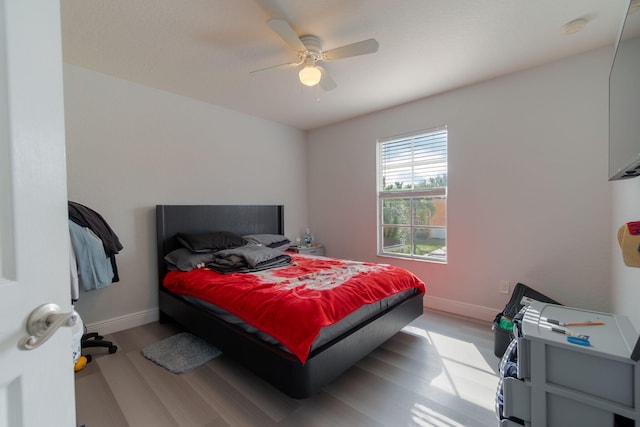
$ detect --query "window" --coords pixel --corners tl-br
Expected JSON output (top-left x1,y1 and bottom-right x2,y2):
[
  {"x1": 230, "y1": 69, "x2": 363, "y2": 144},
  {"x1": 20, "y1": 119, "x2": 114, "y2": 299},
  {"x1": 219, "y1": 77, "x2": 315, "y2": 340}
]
[{"x1": 377, "y1": 126, "x2": 447, "y2": 263}]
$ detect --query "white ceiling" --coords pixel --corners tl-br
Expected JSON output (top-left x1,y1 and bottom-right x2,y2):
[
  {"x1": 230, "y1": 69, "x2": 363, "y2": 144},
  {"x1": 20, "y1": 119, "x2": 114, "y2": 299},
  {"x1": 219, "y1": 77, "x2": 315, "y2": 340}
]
[{"x1": 60, "y1": 0, "x2": 628, "y2": 131}]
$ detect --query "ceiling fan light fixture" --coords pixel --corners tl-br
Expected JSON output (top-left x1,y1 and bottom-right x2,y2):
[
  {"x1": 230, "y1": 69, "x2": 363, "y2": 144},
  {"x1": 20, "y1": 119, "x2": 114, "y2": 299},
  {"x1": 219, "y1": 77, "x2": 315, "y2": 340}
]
[
  {"x1": 299, "y1": 66, "x2": 322, "y2": 87},
  {"x1": 259, "y1": 19, "x2": 378, "y2": 92}
]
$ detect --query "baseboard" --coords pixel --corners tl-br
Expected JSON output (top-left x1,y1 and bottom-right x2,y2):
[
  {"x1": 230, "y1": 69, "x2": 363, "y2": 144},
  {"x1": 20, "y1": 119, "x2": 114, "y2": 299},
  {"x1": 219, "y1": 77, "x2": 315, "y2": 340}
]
[
  {"x1": 84, "y1": 308, "x2": 159, "y2": 335},
  {"x1": 423, "y1": 295, "x2": 500, "y2": 322}
]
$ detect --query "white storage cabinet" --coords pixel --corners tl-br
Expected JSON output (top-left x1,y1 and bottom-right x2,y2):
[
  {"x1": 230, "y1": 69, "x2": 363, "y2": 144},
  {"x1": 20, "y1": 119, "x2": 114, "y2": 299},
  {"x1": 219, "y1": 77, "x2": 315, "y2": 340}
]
[{"x1": 501, "y1": 301, "x2": 639, "y2": 427}]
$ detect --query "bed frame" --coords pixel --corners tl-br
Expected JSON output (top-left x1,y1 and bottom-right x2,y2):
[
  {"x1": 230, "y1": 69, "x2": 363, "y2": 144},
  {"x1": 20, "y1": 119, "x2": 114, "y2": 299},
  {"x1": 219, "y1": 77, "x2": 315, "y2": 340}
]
[{"x1": 156, "y1": 204, "x2": 424, "y2": 398}]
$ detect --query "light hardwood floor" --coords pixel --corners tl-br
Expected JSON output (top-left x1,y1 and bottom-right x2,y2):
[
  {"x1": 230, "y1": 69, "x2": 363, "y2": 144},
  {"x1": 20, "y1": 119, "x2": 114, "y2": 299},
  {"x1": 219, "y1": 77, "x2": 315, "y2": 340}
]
[{"x1": 75, "y1": 310, "x2": 501, "y2": 427}]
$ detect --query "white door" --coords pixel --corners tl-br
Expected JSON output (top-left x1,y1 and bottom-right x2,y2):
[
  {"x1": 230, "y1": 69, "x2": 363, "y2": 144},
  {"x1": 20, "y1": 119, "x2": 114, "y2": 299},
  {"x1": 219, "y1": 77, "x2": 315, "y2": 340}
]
[{"x1": 0, "y1": 0, "x2": 76, "y2": 426}]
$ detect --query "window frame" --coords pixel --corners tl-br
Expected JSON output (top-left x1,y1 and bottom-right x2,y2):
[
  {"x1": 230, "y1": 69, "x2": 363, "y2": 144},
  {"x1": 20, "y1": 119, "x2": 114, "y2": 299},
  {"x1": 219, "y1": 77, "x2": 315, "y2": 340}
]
[{"x1": 376, "y1": 126, "x2": 448, "y2": 263}]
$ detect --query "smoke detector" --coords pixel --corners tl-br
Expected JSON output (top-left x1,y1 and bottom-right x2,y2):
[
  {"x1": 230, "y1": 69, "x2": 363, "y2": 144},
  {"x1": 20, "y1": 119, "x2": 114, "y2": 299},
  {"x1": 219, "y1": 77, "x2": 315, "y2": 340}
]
[{"x1": 563, "y1": 18, "x2": 588, "y2": 35}]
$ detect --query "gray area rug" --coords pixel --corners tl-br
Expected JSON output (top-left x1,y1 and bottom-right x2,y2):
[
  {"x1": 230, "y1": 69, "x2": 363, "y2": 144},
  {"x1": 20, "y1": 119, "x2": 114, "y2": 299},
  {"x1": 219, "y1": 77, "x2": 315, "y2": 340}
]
[{"x1": 141, "y1": 332, "x2": 222, "y2": 374}]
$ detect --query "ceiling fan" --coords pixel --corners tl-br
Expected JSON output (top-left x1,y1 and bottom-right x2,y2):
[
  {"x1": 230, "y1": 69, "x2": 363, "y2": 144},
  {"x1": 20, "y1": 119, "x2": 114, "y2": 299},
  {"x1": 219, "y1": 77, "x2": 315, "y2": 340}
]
[{"x1": 251, "y1": 18, "x2": 379, "y2": 91}]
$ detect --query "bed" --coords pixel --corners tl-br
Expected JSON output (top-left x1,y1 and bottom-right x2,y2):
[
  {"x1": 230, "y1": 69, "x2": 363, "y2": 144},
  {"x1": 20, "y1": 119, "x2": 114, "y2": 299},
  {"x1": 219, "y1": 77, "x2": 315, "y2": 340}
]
[{"x1": 156, "y1": 204, "x2": 425, "y2": 398}]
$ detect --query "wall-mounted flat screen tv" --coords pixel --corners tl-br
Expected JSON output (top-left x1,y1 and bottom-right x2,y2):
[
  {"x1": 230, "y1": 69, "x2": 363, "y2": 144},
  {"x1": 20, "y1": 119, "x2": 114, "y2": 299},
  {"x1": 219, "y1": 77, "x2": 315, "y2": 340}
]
[{"x1": 609, "y1": 0, "x2": 640, "y2": 180}]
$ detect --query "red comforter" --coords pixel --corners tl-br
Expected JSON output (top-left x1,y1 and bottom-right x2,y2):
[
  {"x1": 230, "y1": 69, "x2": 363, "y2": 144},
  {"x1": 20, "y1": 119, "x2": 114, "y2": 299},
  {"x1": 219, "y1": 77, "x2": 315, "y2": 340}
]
[{"x1": 163, "y1": 254, "x2": 425, "y2": 363}]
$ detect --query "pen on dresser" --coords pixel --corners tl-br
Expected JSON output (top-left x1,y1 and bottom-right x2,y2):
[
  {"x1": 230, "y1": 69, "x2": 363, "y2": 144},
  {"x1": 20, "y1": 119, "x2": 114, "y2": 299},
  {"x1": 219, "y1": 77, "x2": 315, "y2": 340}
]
[{"x1": 546, "y1": 319, "x2": 604, "y2": 327}]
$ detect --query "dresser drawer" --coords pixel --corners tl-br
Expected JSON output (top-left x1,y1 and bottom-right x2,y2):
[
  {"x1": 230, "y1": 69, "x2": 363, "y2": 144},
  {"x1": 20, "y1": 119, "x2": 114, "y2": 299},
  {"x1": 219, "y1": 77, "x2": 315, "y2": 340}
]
[
  {"x1": 291, "y1": 245, "x2": 325, "y2": 256},
  {"x1": 503, "y1": 377, "x2": 531, "y2": 422}
]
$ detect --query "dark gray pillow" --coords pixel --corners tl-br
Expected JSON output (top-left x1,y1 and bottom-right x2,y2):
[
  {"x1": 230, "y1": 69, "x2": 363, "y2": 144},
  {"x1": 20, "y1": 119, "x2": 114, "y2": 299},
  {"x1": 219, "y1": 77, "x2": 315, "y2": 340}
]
[
  {"x1": 176, "y1": 231, "x2": 246, "y2": 253},
  {"x1": 164, "y1": 248, "x2": 215, "y2": 271},
  {"x1": 243, "y1": 234, "x2": 291, "y2": 250}
]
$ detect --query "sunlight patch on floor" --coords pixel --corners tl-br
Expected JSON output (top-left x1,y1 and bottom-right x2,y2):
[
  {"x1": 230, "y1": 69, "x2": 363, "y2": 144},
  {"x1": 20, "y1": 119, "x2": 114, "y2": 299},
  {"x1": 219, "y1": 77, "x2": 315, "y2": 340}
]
[
  {"x1": 403, "y1": 323, "x2": 499, "y2": 415},
  {"x1": 428, "y1": 332, "x2": 494, "y2": 374},
  {"x1": 438, "y1": 359, "x2": 498, "y2": 408},
  {"x1": 403, "y1": 324, "x2": 434, "y2": 344},
  {"x1": 429, "y1": 332, "x2": 498, "y2": 410},
  {"x1": 410, "y1": 402, "x2": 466, "y2": 427}
]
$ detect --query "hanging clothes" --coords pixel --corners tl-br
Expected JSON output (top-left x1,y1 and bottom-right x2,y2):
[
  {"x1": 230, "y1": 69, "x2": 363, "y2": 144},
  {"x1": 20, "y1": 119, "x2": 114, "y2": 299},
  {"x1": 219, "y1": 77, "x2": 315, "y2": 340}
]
[
  {"x1": 69, "y1": 233, "x2": 80, "y2": 301},
  {"x1": 69, "y1": 220, "x2": 115, "y2": 291},
  {"x1": 68, "y1": 201, "x2": 123, "y2": 283}
]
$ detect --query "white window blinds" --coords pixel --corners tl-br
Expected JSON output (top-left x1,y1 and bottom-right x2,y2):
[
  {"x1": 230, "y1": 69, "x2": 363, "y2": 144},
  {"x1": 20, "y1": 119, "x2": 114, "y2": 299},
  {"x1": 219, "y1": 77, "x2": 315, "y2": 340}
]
[
  {"x1": 377, "y1": 126, "x2": 447, "y2": 262},
  {"x1": 378, "y1": 127, "x2": 447, "y2": 195}
]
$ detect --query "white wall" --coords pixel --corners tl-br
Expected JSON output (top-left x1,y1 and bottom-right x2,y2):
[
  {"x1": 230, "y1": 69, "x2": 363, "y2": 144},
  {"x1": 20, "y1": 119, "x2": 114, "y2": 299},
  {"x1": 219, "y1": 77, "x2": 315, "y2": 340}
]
[
  {"x1": 64, "y1": 64, "x2": 308, "y2": 331},
  {"x1": 65, "y1": 46, "x2": 639, "y2": 332},
  {"x1": 307, "y1": 48, "x2": 613, "y2": 320},
  {"x1": 612, "y1": 179, "x2": 640, "y2": 331}
]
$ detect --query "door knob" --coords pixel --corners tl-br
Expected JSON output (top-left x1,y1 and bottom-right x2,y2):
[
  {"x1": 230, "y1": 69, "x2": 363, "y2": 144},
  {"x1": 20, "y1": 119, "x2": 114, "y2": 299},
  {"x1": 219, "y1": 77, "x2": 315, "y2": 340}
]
[{"x1": 20, "y1": 303, "x2": 78, "y2": 350}]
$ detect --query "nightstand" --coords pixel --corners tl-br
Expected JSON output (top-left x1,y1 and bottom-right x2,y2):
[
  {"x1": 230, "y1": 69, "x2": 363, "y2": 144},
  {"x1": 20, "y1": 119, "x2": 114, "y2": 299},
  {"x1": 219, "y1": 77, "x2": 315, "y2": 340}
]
[{"x1": 290, "y1": 244, "x2": 325, "y2": 256}]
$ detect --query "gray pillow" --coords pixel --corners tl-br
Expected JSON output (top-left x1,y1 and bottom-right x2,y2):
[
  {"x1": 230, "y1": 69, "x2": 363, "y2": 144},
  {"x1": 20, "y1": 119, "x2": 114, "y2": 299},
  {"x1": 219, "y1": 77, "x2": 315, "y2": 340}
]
[
  {"x1": 164, "y1": 248, "x2": 215, "y2": 271},
  {"x1": 176, "y1": 231, "x2": 246, "y2": 253},
  {"x1": 243, "y1": 234, "x2": 291, "y2": 250}
]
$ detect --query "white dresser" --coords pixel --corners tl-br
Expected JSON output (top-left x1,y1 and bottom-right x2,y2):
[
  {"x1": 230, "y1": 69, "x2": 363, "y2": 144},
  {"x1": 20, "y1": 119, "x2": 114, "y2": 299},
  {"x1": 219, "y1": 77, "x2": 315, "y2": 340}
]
[{"x1": 501, "y1": 301, "x2": 639, "y2": 427}]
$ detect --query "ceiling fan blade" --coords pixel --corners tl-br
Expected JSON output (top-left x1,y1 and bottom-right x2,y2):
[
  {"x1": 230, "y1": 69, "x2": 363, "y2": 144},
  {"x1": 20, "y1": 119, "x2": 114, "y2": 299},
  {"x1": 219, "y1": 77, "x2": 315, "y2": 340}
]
[
  {"x1": 267, "y1": 18, "x2": 306, "y2": 52},
  {"x1": 323, "y1": 38, "x2": 379, "y2": 61},
  {"x1": 250, "y1": 60, "x2": 301, "y2": 74},
  {"x1": 318, "y1": 66, "x2": 337, "y2": 91}
]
